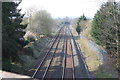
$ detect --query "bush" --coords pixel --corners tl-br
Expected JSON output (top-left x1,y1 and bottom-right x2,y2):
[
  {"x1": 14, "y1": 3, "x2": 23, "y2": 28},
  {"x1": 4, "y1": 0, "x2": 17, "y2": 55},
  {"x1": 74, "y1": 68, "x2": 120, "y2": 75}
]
[{"x1": 26, "y1": 35, "x2": 36, "y2": 42}]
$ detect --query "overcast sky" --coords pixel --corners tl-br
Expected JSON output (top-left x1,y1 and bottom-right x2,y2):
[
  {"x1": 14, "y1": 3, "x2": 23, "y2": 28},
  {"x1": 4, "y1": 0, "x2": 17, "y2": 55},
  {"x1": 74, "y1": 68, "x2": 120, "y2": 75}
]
[{"x1": 18, "y1": 0, "x2": 108, "y2": 18}]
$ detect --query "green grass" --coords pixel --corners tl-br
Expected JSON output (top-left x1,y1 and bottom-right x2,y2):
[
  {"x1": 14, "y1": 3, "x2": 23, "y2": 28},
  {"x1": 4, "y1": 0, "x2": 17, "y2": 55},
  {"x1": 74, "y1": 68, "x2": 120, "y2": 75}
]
[
  {"x1": 3, "y1": 37, "x2": 52, "y2": 75},
  {"x1": 93, "y1": 66, "x2": 112, "y2": 78},
  {"x1": 11, "y1": 63, "x2": 25, "y2": 74}
]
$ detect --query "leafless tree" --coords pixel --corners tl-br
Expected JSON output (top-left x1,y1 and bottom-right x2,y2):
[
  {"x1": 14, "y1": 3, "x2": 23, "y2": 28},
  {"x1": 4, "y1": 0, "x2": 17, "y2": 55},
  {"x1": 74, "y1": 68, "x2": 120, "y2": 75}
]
[{"x1": 26, "y1": 10, "x2": 55, "y2": 38}]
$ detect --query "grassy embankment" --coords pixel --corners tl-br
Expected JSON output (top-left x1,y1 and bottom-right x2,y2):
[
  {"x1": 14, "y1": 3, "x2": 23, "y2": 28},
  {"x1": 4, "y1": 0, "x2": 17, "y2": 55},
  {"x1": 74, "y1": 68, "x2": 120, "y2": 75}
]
[
  {"x1": 10, "y1": 37, "x2": 51, "y2": 74},
  {"x1": 70, "y1": 20, "x2": 113, "y2": 78},
  {"x1": 10, "y1": 17, "x2": 60, "y2": 74}
]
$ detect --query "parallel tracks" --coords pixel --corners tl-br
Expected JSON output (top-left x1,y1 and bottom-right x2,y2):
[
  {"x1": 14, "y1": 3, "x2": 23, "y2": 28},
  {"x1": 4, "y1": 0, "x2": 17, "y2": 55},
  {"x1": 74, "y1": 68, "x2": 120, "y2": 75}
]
[
  {"x1": 42, "y1": 27, "x2": 63, "y2": 79},
  {"x1": 31, "y1": 25, "x2": 90, "y2": 79},
  {"x1": 62, "y1": 27, "x2": 75, "y2": 79},
  {"x1": 32, "y1": 27, "x2": 63, "y2": 78}
]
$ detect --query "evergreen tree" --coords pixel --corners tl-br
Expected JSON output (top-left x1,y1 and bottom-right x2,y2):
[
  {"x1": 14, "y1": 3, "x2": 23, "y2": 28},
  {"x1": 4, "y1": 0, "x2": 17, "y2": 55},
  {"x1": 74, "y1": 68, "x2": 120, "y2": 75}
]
[
  {"x1": 76, "y1": 14, "x2": 87, "y2": 35},
  {"x1": 81, "y1": 14, "x2": 87, "y2": 20},
  {"x1": 91, "y1": 2, "x2": 120, "y2": 72},
  {"x1": 2, "y1": 2, "x2": 28, "y2": 71},
  {"x1": 76, "y1": 21, "x2": 81, "y2": 35}
]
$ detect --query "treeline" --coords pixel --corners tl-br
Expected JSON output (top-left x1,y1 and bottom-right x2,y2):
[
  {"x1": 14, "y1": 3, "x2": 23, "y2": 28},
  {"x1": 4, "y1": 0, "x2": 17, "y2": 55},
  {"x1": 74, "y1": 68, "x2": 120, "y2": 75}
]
[
  {"x1": 2, "y1": 1, "x2": 28, "y2": 71},
  {"x1": 91, "y1": 2, "x2": 120, "y2": 72},
  {"x1": 2, "y1": 1, "x2": 55, "y2": 73}
]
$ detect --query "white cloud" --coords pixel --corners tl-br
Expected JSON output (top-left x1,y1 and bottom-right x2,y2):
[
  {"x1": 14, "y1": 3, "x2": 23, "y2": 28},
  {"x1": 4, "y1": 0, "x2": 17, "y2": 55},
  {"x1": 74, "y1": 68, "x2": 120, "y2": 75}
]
[{"x1": 18, "y1": 0, "x2": 107, "y2": 18}]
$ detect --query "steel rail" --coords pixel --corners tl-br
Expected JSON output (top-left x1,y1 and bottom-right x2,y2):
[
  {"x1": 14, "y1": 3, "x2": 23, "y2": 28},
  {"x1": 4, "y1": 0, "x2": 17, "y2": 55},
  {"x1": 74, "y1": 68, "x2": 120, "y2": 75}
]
[
  {"x1": 68, "y1": 28, "x2": 75, "y2": 80},
  {"x1": 42, "y1": 26, "x2": 64, "y2": 80},
  {"x1": 68, "y1": 26, "x2": 91, "y2": 78},
  {"x1": 32, "y1": 27, "x2": 63, "y2": 78},
  {"x1": 62, "y1": 26, "x2": 67, "y2": 80}
]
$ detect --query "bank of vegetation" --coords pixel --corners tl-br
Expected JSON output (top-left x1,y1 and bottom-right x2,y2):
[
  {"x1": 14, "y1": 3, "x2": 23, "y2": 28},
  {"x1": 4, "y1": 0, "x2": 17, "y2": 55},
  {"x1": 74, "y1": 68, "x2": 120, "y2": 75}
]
[
  {"x1": 73, "y1": 1, "x2": 120, "y2": 78},
  {"x1": 2, "y1": 1, "x2": 56, "y2": 74},
  {"x1": 91, "y1": 1, "x2": 120, "y2": 73}
]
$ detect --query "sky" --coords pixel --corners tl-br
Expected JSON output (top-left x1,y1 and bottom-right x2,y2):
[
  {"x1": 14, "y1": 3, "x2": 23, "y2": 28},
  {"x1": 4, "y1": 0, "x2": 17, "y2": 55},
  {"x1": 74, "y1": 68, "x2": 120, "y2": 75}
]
[{"x1": 18, "y1": 0, "x2": 108, "y2": 18}]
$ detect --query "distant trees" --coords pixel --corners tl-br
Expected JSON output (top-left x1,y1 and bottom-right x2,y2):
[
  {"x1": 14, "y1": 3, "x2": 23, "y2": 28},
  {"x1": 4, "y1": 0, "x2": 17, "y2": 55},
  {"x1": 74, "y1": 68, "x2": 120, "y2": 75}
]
[
  {"x1": 79, "y1": 14, "x2": 87, "y2": 21},
  {"x1": 91, "y1": 2, "x2": 120, "y2": 71},
  {"x1": 76, "y1": 21, "x2": 81, "y2": 35},
  {"x1": 26, "y1": 10, "x2": 55, "y2": 38},
  {"x1": 76, "y1": 14, "x2": 87, "y2": 35},
  {"x1": 2, "y1": 2, "x2": 28, "y2": 71}
]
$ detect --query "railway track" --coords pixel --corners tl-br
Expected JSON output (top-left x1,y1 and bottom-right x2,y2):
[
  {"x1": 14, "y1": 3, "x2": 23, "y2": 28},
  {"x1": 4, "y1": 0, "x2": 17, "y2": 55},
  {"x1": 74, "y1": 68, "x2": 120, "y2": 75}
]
[
  {"x1": 30, "y1": 25, "x2": 91, "y2": 79},
  {"x1": 62, "y1": 26, "x2": 75, "y2": 79}
]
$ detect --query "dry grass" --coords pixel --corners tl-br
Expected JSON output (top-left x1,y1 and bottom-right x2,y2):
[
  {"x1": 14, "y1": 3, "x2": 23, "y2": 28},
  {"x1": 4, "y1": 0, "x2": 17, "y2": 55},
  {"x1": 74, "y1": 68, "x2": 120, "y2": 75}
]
[
  {"x1": 77, "y1": 20, "x2": 102, "y2": 72},
  {"x1": 70, "y1": 20, "x2": 113, "y2": 78},
  {"x1": 77, "y1": 39, "x2": 102, "y2": 72},
  {"x1": 77, "y1": 39, "x2": 112, "y2": 78}
]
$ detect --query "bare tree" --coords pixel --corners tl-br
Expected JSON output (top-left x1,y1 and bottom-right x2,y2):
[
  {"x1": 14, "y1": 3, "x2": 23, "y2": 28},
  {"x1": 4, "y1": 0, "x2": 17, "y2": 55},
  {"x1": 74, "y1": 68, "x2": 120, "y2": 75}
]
[
  {"x1": 25, "y1": 6, "x2": 38, "y2": 18},
  {"x1": 26, "y1": 10, "x2": 55, "y2": 38}
]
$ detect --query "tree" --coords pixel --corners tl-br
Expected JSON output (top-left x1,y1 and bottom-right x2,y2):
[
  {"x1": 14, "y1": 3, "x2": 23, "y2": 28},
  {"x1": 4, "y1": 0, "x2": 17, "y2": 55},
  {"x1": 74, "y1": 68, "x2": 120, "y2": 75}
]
[
  {"x1": 76, "y1": 14, "x2": 87, "y2": 35},
  {"x1": 25, "y1": 6, "x2": 38, "y2": 18},
  {"x1": 2, "y1": 1, "x2": 28, "y2": 71},
  {"x1": 76, "y1": 21, "x2": 81, "y2": 35},
  {"x1": 25, "y1": 6, "x2": 39, "y2": 25},
  {"x1": 26, "y1": 10, "x2": 55, "y2": 37},
  {"x1": 91, "y1": 2, "x2": 120, "y2": 72},
  {"x1": 78, "y1": 14, "x2": 87, "y2": 22}
]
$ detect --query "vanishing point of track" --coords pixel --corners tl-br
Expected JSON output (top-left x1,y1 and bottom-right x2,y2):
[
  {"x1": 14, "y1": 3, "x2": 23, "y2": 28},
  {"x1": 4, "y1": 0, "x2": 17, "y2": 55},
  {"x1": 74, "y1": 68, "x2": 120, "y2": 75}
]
[{"x1": 30, "y1": 25, "x2": 91, "y2": 79}]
